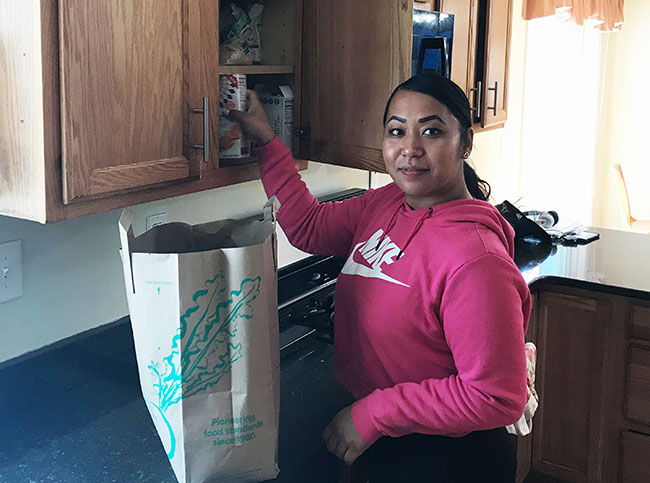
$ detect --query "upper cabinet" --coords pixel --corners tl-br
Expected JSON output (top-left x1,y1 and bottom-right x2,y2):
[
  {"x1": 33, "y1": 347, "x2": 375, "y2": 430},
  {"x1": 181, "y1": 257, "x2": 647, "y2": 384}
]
[
  {"x1": 0, "y1": 0, "x2": 512, "y2": 222},
  {"x1": 442, "y1": 0, "x2": 512, "y2": 130},
  {"x1": 1, "y1": 0, "x2": 300, "y2": 223},
  {"x1": 298, "y1": 0, "x2": 514, "y2": 173},
  {"x1": 299, "y1": 0, "x2": 411, "y2": 173},
  {"x1": 58, "y1": 0, "x2": 218, "y2": 204}
]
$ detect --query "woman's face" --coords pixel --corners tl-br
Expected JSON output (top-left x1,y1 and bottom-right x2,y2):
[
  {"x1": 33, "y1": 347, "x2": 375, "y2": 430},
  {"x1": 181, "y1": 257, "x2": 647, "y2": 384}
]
[{"x1": 382, "y1": 90, "x2": 472, "y2": 210}]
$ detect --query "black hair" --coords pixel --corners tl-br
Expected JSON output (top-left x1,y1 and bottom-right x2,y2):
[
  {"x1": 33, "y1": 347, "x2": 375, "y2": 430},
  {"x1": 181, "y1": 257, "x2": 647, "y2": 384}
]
[{"x1": 383, "y1": 73, "x2": 491, "y2": 201}]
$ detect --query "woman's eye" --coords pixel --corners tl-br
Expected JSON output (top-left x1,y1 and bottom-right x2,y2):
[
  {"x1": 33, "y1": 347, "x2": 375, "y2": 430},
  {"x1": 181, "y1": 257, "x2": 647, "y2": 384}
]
[
  {"x1": 387, "y1": 128, "x2": 404, "y2": 136},
  {"x1": 423, "y1": 127, "x2": 442, "y2": 136}
]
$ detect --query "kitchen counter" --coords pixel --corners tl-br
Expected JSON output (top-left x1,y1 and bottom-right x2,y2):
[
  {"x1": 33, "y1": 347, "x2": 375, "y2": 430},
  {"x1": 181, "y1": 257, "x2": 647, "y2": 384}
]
[
  {"x1": 2, "y1": 227, "x2": 648, "y2": 482},
  {"x1": 0, "y1": 321, "x2": 351, "y2": 483},
  {"x1": 516, "y1": 227, "x2": 650, "y2": 300},
  {"x1": 513, "y1": 228, "x2": 650, "y2": 482}
]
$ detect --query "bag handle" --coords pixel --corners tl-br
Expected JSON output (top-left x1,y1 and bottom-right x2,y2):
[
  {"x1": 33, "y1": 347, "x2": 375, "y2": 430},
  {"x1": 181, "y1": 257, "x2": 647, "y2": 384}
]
[
  {"x1": 263, "y1": 196, "x2": 280, "y2": 224},
  {"x1": 263, "y1": 197, "x2": 281, "y2": 272},
  {"x1": 118, "y1": 209, "x2": 137, "y2": 294}
]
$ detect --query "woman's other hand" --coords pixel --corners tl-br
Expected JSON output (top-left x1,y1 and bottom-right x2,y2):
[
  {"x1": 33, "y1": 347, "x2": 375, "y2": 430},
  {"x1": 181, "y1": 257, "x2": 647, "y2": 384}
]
[
  {"x1": 227, "y1": 90, "x2": 276, "y2": 147},
  {"x1": 322, "y1": 405, "x2": 371, "y2": 465}
]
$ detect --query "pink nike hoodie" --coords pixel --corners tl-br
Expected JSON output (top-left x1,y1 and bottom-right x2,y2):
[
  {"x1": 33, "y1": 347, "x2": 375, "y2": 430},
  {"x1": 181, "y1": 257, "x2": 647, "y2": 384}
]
[{"x1": 255, "y1": 137, "x2": 530, "y2": 445}]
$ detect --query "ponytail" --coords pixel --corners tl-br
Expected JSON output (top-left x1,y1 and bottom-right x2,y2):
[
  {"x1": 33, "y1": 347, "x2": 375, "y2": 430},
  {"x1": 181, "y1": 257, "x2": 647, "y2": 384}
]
[{"x1": 463, "y1": 161, "x2": 491, "y2": 201}]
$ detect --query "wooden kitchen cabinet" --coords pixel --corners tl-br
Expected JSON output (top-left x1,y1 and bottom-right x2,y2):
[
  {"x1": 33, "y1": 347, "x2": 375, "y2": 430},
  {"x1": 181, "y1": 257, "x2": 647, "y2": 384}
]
[
  {"x1": 2, "y1": 0, "x2": 513, "y2": 222},
  {"x1": 0, "y1": 0, "x2": 301, "y2": 223},
  {"x1": 531, "y1": 289, "x2": 615, "y2": 482},
  {"x1": 441, "y1": 0, "x2": 512, "y2": 130},
  {"x1": 298, "y1": 0, "x2": 412, "y2": 172},
  {"x1": 57, "y1": 0, "x2": 218, "y2": 204},
  {"x1": 516, "y1": 286, "x2": 650, "y2": 482},
  {"x1": 621, "y1": 431, "x2": 650, "y2": 483},
  {"x1": 297, "y1": 0, "x2": 514, "y2": 174}
]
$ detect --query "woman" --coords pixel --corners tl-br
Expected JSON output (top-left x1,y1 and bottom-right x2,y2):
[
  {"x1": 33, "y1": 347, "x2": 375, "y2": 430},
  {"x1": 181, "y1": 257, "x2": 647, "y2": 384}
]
[{"x1": 229, "y1": 74, "x2": 530, "y2": 482}]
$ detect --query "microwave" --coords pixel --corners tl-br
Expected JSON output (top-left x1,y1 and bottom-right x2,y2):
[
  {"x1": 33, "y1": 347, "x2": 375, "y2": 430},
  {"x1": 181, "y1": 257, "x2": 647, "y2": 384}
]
[{"x1": 412, "y1": 11, "x2": 454, "y2": 79}]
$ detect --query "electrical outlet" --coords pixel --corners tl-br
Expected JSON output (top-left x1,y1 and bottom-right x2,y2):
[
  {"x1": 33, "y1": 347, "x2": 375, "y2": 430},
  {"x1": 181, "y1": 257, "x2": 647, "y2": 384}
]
[
  {"x1": 0, "y1": 240, "x2": 23, "y2": 304},
  {"x1": 146, "y1": 212, "x2": 168, "y2": 231}
]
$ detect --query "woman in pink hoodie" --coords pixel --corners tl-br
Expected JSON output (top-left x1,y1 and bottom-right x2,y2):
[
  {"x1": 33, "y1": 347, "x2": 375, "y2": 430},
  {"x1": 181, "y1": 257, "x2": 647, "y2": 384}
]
[{"x1": 229, "y1": 74, "x2": 530, "y2": 483}]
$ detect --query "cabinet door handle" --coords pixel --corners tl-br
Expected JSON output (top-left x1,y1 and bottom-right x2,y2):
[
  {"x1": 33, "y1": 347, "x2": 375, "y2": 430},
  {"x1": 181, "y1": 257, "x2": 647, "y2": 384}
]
[
  {"x1": 192, "y1": 97, "x2": 210, "y2": 162},
  {"x1": 470, "y1": 81, "x2": 482, "y2": 122},
  {"x1": 487, "y1": 81, "x2": 498, "y2": 116}
]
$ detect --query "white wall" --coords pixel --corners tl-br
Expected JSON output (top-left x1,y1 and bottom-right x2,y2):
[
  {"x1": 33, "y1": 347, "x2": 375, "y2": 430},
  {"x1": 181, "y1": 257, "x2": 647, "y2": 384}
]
[
  {"x1": 593, "y1": 0, "x2": 650, "y2": 230},
  {"x1": 0, "y1": 163, "x2": 368, "y2": 364}
]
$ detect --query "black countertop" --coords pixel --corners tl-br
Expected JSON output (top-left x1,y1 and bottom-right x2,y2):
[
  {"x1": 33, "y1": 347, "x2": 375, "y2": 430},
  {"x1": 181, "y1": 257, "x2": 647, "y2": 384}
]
[
  {"x1": 2, "y1": 228, "x2": 648, "y2": 482},
  {"x1": 0, "y1": 320, "x2": 353, "y2": 483},
  {"x1": 516, "y1": 227, "x2": 650, "y2": 300}
]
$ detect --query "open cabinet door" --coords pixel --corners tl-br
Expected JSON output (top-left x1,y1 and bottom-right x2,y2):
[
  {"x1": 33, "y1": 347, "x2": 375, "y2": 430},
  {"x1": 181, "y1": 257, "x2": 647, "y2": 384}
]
[
  {"x1": 481, "y1": 0, "x2": 511, "y2": 128},
  {"x1": 59, "y1": 0, "x2": 219, "y2": 204},
  {"x1": 299, "y1": 0, "x2": 412, "y2": 173}
]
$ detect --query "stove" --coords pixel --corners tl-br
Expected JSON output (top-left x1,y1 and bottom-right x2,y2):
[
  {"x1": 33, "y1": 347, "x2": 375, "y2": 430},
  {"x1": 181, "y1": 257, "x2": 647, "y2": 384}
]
[
  {"x1": 273, "y1": 188, "x2": 364, "y2": 358},
  {"x1": 278, "y1": 254, "x2": 344, "y2": 354}
]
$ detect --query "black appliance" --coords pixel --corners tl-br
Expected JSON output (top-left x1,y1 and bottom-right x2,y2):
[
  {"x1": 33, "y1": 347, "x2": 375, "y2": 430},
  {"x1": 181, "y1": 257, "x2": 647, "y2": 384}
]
[
  {"x1": 412, "y1": 10, "x2": 455, "y2": 78},
  {"x1": 496, "y1": 200, "x2": 552, "y2": 245}
]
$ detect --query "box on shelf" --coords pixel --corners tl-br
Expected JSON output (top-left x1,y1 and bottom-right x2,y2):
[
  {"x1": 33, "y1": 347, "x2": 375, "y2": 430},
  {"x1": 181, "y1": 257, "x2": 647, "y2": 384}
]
[
  {"x1": 218, "y1": 74, "x2": 250, "y2": 159},
  {"x1": 257, "y1": 86, "x2": 294, "y2": 151}
]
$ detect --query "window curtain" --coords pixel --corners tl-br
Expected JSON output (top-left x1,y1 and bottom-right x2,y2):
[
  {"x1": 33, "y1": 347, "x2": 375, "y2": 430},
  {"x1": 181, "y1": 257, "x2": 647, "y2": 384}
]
[
  {"x1": 523, "y1": 0, "x2": 624, "y2": 31},
  {"x1": 518, "y1": 16, "x2": 603, "y2": 228}
]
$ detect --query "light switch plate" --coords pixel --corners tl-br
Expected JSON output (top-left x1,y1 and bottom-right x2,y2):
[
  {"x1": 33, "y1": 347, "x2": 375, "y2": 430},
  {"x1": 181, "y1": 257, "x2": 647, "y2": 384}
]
[{"x1": 0, "y1": 240, "x2": 23, "y2": 303}]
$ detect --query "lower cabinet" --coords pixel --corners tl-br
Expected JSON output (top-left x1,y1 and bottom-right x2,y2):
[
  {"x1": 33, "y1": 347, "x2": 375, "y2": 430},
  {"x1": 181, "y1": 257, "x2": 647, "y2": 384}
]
[
  {"x1": 516, "y1": 286, "x2": 650, "y2": 482},
  {"x1": 621, "y1": 431, "x2": 650, "y2": 482}
]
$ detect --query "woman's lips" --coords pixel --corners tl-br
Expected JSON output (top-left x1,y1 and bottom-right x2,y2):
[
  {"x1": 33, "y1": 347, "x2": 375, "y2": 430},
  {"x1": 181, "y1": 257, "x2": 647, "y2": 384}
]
[{"x1": 398, "y1": 167, "x2": 429, "y2": 177}]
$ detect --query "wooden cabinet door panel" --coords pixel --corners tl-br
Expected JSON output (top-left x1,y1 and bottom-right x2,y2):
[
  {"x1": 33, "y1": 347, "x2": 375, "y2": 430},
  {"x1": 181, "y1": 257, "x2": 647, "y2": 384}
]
[
  {"x1": 630, "y1": 304, "x2": 650, "y2": 341},
  {"x1": 300, "y1": 0, "x2": 412, "y2": 172},
  {"x1": 533, "y1": 292, "x2": 610, "y2": 482},
  {"x1": 59, "y1": 0, "x2": 218, "y2": 204},
  {"x1": 440, "y1": 0, "x2": 477, "y2": 96},
  {"x1": 621, "y1": 431, "x2": 650, "y2": 483},
  {"x1": 481, "y1": 0, "x2": 510, "y2": 128},
  {"x1": 626, "y1": 346, "x2": 650, "y2": 425}
]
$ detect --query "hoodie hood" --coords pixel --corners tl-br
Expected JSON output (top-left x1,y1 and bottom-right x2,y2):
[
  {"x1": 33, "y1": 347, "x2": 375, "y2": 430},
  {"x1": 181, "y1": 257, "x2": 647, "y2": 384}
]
[{"x1": 380, "y1": 197, "x2": 516, "y2": 259}]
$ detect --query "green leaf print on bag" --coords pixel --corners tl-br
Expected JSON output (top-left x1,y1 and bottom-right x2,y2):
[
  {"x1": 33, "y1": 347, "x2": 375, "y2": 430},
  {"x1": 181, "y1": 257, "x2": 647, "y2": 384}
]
[{"x1": 147, "y1": 275, "x2": 262, "y2": 459}]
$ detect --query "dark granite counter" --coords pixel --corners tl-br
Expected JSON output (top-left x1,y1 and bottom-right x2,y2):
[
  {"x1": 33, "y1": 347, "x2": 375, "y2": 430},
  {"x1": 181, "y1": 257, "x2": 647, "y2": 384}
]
[
  {"x1": 0, "y1": 321, "x2": 351, "y2": 483},
  {"x1": 516, "y1": 227, "x2": 650, "y2": 300}
]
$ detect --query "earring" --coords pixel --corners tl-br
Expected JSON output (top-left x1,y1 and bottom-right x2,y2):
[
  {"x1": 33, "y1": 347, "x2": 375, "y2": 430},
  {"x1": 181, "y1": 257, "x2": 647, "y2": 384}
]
[{"x1": 463, "y1": 152, "x2": 469, "y2": 159}]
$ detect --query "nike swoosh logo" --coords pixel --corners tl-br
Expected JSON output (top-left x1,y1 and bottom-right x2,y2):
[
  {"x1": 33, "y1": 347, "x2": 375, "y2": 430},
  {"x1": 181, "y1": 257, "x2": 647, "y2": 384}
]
[{"x1": 341, "y1": 241, "x2": 410, "y2": 288}]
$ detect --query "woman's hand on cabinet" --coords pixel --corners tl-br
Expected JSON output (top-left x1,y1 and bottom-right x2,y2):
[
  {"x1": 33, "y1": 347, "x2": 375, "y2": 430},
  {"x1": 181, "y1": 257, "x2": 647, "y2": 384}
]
[{"x1": 227, "y1": 90, "x2": 276, "y2": 147}]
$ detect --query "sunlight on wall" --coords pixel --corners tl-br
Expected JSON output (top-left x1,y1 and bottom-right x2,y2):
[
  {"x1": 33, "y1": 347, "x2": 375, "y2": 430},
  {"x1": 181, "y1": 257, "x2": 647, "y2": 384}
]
[{"x1": 594, "y1": 0, "x2": 650, "y2": 230}]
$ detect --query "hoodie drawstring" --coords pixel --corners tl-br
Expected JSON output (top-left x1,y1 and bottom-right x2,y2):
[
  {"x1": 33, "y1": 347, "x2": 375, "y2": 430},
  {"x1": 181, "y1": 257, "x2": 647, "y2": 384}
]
[
  {"x1": 375, "y1": 203, "x2": 403, "y2": 251},
  {"x1": 396, "y1": 207, "x2": 433, "y2": 260}
]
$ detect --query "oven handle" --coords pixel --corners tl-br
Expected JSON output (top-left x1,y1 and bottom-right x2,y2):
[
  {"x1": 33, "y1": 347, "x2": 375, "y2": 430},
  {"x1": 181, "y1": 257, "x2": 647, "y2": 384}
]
[{"x1": 278, "y1": 278, "x2": 337, "y2": 310}]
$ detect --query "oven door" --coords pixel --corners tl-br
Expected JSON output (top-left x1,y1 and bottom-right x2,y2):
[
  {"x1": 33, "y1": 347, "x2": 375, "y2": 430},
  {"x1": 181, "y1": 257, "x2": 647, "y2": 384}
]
[{"x1": 276, "y1": 332, "x2": 354, "y2": 482}]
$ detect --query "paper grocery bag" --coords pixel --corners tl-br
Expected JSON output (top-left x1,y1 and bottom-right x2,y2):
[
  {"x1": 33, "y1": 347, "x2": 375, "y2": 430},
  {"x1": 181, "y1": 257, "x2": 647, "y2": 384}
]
[{"x1": 118, "y1": 200, "x2": 280, "y2": 483}]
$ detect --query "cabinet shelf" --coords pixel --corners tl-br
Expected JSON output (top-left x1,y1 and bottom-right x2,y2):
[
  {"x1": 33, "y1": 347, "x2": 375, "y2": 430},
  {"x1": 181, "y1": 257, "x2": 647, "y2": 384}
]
[{"x1": 218, "y1": 65, "x2": 294, "y2": 75}]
